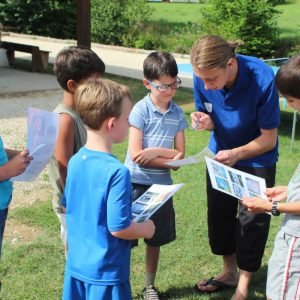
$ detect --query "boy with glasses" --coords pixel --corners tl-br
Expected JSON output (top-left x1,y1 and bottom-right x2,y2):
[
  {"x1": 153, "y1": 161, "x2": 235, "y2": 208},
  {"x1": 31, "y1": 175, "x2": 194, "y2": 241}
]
[{"x1": 125, "y1": 51, "x2": 188, "y2": 300}]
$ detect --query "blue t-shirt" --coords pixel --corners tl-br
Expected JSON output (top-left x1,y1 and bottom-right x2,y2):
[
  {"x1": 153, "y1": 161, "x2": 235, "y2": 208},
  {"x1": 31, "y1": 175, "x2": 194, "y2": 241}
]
[
  {"x1": 0, "y1": 136, "x2": 13, "y2": 210},
  {"x1": 63, "y1": 147, "x2": 132, "y2": 285},
  {"x1": 193, "y1": 54, "x2": 280, "y2": 167},
  {"x1": 124, "y1": 94, "x2": 189, "y2": 185}
]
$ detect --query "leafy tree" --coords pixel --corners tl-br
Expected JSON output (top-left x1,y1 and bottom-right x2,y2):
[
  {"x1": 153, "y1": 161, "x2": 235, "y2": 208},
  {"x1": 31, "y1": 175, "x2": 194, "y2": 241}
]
[
  {"x1": 91, "y1": 0, "x2": 153, "y2": 47},
  {"x1": 200, "y1": 0, "x2": 280, "y2": 58},
  {"x1": 0, "y1": 0, "x2": 76, "y2": 39}
]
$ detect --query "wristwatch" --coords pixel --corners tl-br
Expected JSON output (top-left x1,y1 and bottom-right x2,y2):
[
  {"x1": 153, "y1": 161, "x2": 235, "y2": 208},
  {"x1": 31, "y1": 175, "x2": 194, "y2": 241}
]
[{"x1": 271, "y1": 201, "x2": 280, "y2": 216}]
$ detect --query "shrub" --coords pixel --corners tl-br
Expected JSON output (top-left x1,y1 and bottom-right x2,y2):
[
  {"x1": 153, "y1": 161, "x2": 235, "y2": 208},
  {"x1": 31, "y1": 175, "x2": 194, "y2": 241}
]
[
  {"x1": 200, "y1": 0, "x2": 280, "y2": 58},
  {"x1": 91, "y1": 0, "x2": 153, "y2": 47},
  {"x1": 0, "y1": 0, "x2": 76, "y2": 39}
]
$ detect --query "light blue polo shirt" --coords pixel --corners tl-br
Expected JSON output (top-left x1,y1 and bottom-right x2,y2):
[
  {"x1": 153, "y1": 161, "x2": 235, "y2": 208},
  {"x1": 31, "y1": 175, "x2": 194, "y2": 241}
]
[
  {"x1": 124, "y1": 94, "x2": 188, "y2": 185},
  {"x1": 0, "y1": 136, "x2": 13, "y2": 210},
  {"x1": 193, "y1": 54, "x2": 280, "y2": 167}
]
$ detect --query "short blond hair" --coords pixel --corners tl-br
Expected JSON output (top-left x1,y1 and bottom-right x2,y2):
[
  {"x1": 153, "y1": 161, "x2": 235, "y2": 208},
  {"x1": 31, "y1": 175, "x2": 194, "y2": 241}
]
[
  {"x1": 74, "y1": 78, "x2": 131, "y2": 130},
  {"x1": 190, "y1": 35, "x2": 237, "y2": 70}
]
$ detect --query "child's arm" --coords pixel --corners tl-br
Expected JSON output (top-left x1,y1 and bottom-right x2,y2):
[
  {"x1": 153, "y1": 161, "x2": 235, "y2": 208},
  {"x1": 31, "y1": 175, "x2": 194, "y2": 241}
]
[
  {"x1": 111, "y1": 219, "x2": 155, "y2": 240},
  {"x1": 55, "y1": 114, "x2": 75, "y2": 189},
  {"x1": 243, "y1": 195, "x2": 300, "y2": 215},
  {"x1": 129, "y1": 127, "x2": 184, "y2": 169},
  {"x1": 0, "y1": 149, "x2": 33, "y2": 180}
]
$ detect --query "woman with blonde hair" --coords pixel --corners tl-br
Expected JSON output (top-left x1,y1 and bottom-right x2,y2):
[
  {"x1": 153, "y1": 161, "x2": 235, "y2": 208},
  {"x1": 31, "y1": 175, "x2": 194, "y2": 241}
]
[{"x1": 191, "y1": 35, "x2": 280, "y2": 300}]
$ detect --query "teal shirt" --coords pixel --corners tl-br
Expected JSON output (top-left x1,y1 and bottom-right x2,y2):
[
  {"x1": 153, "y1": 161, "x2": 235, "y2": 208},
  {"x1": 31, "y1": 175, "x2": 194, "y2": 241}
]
[{"x1": 0, "y1": 137, "x2": 13, "y2": 210}]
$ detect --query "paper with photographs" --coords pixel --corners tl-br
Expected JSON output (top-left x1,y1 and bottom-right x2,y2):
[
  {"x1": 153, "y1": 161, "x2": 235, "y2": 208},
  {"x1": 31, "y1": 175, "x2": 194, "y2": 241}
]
[
  {"x1": 132, "y1": 183, "x2": 184, "y2": 223},
  {"x1": 12, "y1": 107, "x2": 59, "y2": 182},
  {"x1": 164, "y1": 146, "x2": 215, "y2": 167},
  {"x1": 205, "y1": 157, "x2": 267, "y2": 201}
]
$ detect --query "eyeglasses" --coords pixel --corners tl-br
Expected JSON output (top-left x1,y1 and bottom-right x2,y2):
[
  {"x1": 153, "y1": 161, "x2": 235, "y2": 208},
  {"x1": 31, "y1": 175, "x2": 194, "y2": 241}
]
[{"x1": 147, "y1": 77, "x2": 181, "y2": 92}]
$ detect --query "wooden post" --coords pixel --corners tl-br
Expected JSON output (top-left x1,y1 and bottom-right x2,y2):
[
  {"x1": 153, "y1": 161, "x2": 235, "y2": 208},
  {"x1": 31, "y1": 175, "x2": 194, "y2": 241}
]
[{"x1": 77, "y1": 0, "x2": 91, "y2": 48}]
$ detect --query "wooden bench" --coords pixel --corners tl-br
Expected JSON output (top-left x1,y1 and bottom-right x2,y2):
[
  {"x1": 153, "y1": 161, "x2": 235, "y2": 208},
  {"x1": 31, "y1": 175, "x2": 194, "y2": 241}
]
[{"x1": 0, "y1": 41, "x2": 50, "y2": 72}]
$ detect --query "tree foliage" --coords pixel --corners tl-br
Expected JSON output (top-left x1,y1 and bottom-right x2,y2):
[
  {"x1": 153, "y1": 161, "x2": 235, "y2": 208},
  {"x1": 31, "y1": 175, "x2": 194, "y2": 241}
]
[
  {"x1": 0, "y1": 0, "x2": 76, "y2": 39},
  {"x1": 91, "y1": 0, "x2": 153, "y2": 47},
  {"x1": 200, "y1": 0, "x2": 280, "y2": 58}
]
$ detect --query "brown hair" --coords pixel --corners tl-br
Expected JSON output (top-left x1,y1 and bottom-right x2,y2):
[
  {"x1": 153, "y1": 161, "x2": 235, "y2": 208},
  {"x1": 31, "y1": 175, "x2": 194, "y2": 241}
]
[
  {"x1": 275, "y1": 54, "x2": 300, "y2": 99},
  {"x1": 54, "y1": 46, "x2": 105, "y2": 92},
  {"x1": 190, "y1": 35, "x2": 237, "y2": 70},
  {"x1": 74, "y1": 78, "x2": 131, "y2": 130}
]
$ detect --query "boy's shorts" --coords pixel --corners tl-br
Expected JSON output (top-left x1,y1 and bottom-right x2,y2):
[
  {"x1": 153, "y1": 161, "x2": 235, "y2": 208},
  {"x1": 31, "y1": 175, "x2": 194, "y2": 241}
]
[
  {"x1": 266, "y1": 229, "x2": 300, "y2": 300},
  {"x1": 62, "y1": 271, "x2": 131, "y2": 300},
  {"x1": 131, "y1": 183, "x2": 176, "y2": 248}
]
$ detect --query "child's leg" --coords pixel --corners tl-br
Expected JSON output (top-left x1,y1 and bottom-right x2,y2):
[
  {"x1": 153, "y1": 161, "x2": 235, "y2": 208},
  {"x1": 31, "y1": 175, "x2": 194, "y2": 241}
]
[
  {"x1": 145, "y1": 245, "x2": 160, "y2": 286},
  {"x1": 0, "y1": 208, "x2": 8, "y2": 262},
  {"x1": 266, "y1": 229, "x2": 300, "y2": 300}
]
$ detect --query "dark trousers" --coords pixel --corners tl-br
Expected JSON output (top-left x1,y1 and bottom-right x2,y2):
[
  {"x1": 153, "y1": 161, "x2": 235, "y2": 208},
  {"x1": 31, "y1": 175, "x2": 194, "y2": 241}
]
[{"x1": 206, "y1": 164, "x2": 276, "y2": 272}]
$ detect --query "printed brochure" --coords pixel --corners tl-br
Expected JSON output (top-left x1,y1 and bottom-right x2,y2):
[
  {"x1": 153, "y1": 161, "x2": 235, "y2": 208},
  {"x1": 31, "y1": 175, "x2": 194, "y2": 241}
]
[
  {"x1": 205, "y1": 157, "x2": 267, "y2": 201},
  {"x1": 132, "y1": 183, "x2": 184, "y2": 223}
]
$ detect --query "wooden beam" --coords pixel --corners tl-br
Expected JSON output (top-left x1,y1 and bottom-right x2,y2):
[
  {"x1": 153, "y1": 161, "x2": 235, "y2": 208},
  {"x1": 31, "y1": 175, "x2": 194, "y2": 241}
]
[{"x1": 77, "y1": 0, "x2": 91, "y2": 48}]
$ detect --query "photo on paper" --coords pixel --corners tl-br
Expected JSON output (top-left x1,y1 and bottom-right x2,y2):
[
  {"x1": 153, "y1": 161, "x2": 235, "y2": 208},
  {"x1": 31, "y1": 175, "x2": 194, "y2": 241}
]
[
  {"x1": 212, "y1": 161, "x2": 227, "y2": 179},
  {"x1": 246, "y1": 177, "x2": 261, "y2": 195},
  {"x1": 215, "y1": 176, "x2": 231, "y2": 193},
  {"x1": 137, "y1": 191, "x2": 160, "y2": 204},
  {"x1": 229, "y1": 170, "x2": 244, "y2": 187},
  {"x1": 232, "y1": 184, "x2": 247, "y2": 199},
  {"x1": 132, "y1": 202, "x2": 148, "y2": 215},
  {"x1": 249, "y1": 192, "x2": 260, "y2": 198}
]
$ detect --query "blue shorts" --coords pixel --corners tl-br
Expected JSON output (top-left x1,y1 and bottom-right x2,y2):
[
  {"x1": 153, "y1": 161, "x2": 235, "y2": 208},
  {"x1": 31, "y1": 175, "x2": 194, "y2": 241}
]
[{"x1": 62, "y1": 271, "x2": 131, "y2": 300}]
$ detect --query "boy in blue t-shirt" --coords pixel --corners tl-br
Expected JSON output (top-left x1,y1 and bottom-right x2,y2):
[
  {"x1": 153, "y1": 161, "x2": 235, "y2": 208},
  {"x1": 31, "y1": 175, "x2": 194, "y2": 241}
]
[
  {"x1": 0, "y1": 140, "x2": 33, "y2": 293},
  {"x1": 62, "y1": 78, "x2": 155, "y2": 300},
  {"x1": 124, "y1": 51, "x2": 188, "y2": 299}
]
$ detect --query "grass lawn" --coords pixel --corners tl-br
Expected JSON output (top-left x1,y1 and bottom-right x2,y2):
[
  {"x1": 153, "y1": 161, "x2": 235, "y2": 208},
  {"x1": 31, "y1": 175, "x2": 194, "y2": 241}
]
[{"x1": 1, "y1": 61, "x2": 300, "y2": 299}]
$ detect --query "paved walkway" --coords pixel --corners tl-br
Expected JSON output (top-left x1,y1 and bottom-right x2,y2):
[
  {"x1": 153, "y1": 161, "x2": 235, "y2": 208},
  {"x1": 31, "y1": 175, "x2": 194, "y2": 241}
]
[{"x1": 0, "y1": 33, "x2": 193, "y2": 90}]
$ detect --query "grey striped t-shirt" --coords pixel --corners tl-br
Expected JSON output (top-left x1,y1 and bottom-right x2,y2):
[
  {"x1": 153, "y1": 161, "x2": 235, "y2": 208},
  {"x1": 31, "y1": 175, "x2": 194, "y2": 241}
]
[{"x1": 124, "y1": 94, "x2": 188, "y2": 185}]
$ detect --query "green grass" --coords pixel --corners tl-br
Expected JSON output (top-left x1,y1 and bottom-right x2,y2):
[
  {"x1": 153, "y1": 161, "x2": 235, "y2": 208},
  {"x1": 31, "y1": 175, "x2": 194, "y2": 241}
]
[
  {"x1": 147, "y1": 0, "x2": 300, "y2": 56},
  {"x1": 1, "y1": 61, "x2": 299, "y2": 299}
]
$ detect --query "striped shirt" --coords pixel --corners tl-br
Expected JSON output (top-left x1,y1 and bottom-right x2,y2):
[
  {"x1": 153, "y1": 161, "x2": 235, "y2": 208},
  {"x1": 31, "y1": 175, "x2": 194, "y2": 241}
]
[{"x1": 124, "y1": 94, "x2": 188, "y2": 185}]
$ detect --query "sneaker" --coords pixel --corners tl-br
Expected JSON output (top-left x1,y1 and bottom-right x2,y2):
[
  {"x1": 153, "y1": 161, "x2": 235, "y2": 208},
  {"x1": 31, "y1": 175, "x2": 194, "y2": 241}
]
[{"x1": 143, "y1": 285, "x2": 159, "y2": 300}]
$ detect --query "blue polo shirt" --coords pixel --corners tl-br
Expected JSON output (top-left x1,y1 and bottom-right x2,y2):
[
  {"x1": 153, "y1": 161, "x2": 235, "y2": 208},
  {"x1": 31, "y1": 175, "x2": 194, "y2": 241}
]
[
  {"x1": 0, "y1": 136, "x2": 13, "y2": 210},
  {"x1": 124, "y1": 94, "x2": 188, "y2": 185},
  {"x1": 193, "y1": 55, "x2": 280, "y2": 167}
]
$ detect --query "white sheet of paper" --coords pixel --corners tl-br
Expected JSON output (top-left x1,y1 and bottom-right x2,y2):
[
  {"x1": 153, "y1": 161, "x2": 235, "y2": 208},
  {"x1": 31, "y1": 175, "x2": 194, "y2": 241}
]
[
  {"x1": 11, "y1": 107, "x2": 59, "y2": 182},
  {"x1": 132, "y1": 183, "x2": 184, "y2": 223},
  {"x1": 165, "y1": 147, "x2": 215, "y2": 167},
  {"x1": 205, "y1": 157, "x2": 268, "y2": 201}
]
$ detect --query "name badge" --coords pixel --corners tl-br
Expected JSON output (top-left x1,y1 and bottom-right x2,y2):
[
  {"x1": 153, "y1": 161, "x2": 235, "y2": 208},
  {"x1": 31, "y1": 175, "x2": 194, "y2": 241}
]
[{"x1": 204, "y1": 102, "x2": 212, "y2": 113}]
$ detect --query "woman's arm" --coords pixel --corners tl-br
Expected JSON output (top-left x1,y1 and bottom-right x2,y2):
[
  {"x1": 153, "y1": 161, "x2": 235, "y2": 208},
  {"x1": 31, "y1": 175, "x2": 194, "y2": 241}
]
[{"x1": 215, "y1": 128, "x2": 277, "y2": 166}]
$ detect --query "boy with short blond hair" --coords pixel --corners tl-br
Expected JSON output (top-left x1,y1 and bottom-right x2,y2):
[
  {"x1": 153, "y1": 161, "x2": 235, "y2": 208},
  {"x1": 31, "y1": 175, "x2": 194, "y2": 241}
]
[
  {"x1": 124, "y1": 51, "x2": 188, "y2": 299},
  {"x1": 62, "y1": 78, "x2": 155, "y2": 300}
]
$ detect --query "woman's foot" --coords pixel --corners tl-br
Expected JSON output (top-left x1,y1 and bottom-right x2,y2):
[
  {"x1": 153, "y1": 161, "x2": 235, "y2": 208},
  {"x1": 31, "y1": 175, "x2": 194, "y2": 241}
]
[{"x1": 194, "y1": 272, "x2": 238, "y2": 293}]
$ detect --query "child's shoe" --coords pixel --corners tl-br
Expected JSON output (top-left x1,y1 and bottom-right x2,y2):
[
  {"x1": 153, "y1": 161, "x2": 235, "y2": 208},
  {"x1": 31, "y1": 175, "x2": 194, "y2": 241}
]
[{"x1": 143, "y1": 285, "x2": 159, "y2": 300}]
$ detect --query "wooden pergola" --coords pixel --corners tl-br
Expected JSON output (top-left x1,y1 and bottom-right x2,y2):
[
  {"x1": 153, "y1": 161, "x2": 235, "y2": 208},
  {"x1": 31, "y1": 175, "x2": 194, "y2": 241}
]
[{"x1": 77, "y1": 0, "x2": 91, "y2": 48}]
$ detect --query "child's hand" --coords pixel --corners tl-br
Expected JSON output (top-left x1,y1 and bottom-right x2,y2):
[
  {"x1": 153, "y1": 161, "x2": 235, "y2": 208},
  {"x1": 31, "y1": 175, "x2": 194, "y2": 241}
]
[
  {"x1": 173, "y1": 152, "x2": 183, "y2": 161},
  {"x1": 133, "y1": 148, "x2": 158, "y2": 165},
  {"x1": 7, "y1": 149, "x2": 33, "y2": 178},
  {"x1": 242, "y1": 196, "x2": 272, "y2": 213},
  {"x1": 143, "y1": 219, "x2": 155, "y2": 239},
  {"x1": 265, "y1": 186, "x2": 287, "y2": 202}
]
